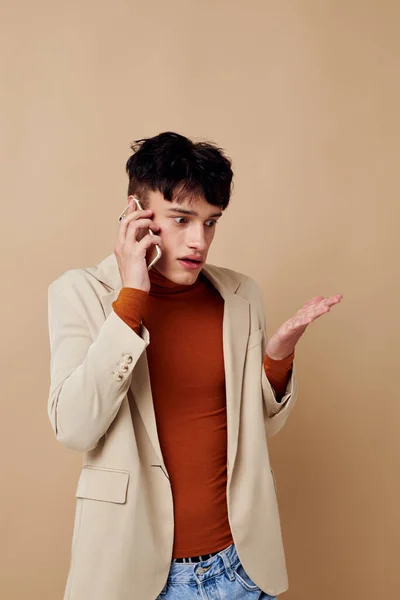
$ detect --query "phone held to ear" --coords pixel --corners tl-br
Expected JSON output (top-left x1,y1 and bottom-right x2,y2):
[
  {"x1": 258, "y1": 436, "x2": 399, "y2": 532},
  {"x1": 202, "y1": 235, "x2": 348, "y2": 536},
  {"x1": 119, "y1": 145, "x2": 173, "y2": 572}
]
[{"x1": 118, "y1": 197, "x2": 162, "y2": 270}]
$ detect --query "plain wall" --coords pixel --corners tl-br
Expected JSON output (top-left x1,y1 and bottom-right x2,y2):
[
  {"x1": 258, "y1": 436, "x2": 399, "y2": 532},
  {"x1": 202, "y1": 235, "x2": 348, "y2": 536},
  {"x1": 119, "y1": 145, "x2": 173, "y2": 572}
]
[{"x1": 1, "y1": 1, "x2": 399, "y2": 598}]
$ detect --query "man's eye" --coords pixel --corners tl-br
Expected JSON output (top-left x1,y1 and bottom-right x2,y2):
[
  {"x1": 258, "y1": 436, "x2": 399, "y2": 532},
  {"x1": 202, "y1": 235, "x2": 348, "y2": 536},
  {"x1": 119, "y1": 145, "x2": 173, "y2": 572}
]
[{"x1": 173, "y1": 217, "x2": 218, "y2": 227}]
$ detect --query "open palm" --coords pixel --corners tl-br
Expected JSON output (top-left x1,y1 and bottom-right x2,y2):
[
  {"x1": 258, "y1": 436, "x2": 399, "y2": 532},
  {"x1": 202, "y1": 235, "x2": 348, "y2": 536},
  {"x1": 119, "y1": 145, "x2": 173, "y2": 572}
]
[{"x1": 266, "y1": 294, "x2": 343, "y2": 360}]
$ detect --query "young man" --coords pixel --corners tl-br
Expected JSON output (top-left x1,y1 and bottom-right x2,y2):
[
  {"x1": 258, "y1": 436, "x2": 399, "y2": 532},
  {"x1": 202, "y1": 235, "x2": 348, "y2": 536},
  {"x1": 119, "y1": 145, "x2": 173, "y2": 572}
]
[{"x1": 47, "y1": 132, "x2": 342, "y2": 600}]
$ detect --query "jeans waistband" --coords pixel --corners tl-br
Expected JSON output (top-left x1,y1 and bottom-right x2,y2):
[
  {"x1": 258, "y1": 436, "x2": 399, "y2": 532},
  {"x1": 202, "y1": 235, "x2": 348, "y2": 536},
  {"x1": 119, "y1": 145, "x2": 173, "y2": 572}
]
[
  {"x1": 173, "y1": 545, "x2": 229, "y2": 563},
  {"x1": 165, "y1": 543, "x2": 240, "y2": 584}
]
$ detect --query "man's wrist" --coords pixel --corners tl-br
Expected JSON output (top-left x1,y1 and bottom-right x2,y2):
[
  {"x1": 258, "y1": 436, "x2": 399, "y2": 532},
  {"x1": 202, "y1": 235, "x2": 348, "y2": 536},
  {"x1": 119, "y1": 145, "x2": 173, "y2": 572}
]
[{"x1": 265, "y1": 348, "x2": 295, "y2": 361}]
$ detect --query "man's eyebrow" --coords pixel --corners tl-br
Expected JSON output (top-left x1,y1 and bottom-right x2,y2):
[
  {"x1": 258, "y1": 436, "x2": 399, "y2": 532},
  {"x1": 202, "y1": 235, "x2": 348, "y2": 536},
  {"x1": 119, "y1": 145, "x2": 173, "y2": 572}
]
[{"x1": 166, "y1": 207, "x2": 223, "y2": 218}]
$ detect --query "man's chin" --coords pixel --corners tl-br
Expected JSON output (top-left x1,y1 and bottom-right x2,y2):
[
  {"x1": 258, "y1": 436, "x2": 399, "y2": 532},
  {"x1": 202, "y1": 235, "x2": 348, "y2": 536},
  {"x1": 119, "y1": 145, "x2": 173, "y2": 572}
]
[{"x1": 160, "y1": 261, "x2": 202, "y2": 284}]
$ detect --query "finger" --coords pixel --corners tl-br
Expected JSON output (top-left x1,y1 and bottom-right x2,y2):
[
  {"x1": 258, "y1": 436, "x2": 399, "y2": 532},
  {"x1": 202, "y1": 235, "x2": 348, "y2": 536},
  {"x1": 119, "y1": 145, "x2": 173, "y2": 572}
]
[
  {"x1": 138, "y1": 233, "x2": 162, "y2": 251},
  {"x1": 118, "y1": 196, "x2": 136, "y2": 222},
  {"x1": 298, "y1": 296, "x2": 325, "y2": 313},
  {"x1": 126, "y1": 218, "x2": 160, "y2": 244},
  {"x1": 304, "y1": 296, "x2": 325, "y2": 306},
  {"x1": 323, "y1": 295, "x2": 343, "y2": 308},
  {"x1": 296, "y1": 304, "x2": 328, "y2": 324},
  {"x1": 118, "y1": 209, "x2": 153, "y2": 245},
  {"x1": 301, "y1": 295, "x2": 339, "y2": 316},
  {"x1": 296, "y1": 294, "x2": 342, "y2": 324}
]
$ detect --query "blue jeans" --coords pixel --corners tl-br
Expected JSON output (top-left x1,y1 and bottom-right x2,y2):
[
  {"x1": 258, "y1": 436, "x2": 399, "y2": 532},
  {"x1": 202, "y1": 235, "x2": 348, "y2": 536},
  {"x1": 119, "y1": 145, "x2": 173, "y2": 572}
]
[{"x1": 157, "y1": 543, "x2": 277, "y2": 599}]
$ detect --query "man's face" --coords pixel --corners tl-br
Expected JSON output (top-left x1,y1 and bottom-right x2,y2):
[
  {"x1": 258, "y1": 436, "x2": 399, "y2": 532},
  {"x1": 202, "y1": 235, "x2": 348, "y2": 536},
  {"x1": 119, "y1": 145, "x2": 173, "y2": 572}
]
[{"x1": 130, "y1": 190, "x2": 222, "y2": 285}]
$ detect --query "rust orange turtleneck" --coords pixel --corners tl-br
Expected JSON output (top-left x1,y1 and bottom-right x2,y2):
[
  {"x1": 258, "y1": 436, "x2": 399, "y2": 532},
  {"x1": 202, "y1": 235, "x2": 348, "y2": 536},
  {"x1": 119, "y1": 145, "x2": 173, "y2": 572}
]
[{"x1": 112, "y1": 266, "x2": 294, "y2": 558}]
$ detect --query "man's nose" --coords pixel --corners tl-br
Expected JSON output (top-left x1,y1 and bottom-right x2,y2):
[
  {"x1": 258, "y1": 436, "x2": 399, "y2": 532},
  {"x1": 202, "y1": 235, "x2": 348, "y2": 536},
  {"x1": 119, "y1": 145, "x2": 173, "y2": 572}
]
[{"x1": 186, "y1": 226, "x2": 208, "y2": 251}]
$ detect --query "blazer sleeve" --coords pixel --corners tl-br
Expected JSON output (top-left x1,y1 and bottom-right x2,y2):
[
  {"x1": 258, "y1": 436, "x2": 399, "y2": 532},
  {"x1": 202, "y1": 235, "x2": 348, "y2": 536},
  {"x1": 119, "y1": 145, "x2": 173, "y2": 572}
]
[
  {"x1": 47, "y1": 271, "x2": 149, "y2": 452},
  {"x1": 249, "y1": 277, "x2": 299, "y2": 438}
]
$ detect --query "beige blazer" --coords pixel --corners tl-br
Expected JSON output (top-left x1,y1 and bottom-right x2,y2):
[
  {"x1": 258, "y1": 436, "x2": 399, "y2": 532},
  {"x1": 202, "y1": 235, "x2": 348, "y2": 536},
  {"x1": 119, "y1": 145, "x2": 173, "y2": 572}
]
[{"x1": 47, "y1": 252, "x2": 298, "y2": 600}]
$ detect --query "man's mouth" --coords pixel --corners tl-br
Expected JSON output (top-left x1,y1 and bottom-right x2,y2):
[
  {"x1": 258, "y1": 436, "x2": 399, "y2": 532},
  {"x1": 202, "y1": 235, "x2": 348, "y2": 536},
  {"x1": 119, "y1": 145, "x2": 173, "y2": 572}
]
[
  {"x1": 178, "y1": 257, "x2": 204, "y2": 269},
  {"x1": 179, "y1": 256, "x2": 203, "y2": 263}
]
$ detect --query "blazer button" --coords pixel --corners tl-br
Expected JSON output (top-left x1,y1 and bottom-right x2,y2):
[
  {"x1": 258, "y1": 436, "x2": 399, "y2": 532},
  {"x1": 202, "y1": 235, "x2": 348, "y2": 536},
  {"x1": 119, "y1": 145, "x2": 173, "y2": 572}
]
[
  {"x1": 122, "y1": 353, "x2": 133, "y2": 363},
  {"x1": 112, "y1": 371, "x2": 123, "y2": 381},
  {"x1": 120, "y1": 364, "x2": 129, "y2": 373}
]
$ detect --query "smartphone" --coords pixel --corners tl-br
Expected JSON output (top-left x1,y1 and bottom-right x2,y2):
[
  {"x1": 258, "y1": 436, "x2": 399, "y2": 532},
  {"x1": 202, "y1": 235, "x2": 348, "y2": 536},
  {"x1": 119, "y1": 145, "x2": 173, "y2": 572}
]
[{"x1": 118, "y1": 197, "x2": 162, "y2": 270}]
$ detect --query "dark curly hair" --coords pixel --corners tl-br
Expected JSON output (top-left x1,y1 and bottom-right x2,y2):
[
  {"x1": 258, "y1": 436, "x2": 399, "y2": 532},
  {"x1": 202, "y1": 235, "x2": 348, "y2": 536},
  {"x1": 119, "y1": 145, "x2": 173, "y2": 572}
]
[{"x1": 125, "y1": 131, "x2": 233, "y2": 210}]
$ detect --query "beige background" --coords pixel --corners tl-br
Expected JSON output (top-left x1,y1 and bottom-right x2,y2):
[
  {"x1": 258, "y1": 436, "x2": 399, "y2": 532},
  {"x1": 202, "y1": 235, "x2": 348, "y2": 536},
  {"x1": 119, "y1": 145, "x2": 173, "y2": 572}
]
[{"x1": 1, "y1": 1, "x2": 399, "y2": 598}]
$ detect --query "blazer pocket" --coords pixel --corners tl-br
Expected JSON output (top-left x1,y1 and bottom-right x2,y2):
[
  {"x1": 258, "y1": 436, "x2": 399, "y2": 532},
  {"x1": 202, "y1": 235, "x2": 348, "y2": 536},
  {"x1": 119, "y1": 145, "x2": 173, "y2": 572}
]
[
  {"x1": 247, "y1": 328, "x2": 264, "y2": 351},
  {"x1": 75, "y1": 466, "x2": 130, "y2": 504}
]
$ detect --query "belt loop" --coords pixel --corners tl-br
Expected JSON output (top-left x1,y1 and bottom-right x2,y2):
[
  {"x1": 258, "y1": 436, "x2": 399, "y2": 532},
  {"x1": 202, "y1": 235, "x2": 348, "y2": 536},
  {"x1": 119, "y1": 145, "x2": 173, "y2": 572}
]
[{"x1": 220, "y1": 547, "x2": 235, "y2": 581}]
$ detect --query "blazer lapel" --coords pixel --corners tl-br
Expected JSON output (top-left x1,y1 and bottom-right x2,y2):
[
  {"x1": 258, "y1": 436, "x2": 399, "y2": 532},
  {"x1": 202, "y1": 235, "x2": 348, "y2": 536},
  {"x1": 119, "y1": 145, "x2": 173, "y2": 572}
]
[
  {"x1": 201, "y1": 265, "x2": 250, "y2": 475},
  {"x1": 93, "y1": 254, "x2": 250, "y2": 476}
]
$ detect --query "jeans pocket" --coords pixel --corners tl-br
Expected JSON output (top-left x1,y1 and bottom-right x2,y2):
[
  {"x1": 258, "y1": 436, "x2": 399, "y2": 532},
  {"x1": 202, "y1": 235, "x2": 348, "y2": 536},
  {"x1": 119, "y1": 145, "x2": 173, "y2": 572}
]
[{"x1": 233, "y1": 561, "x2": 260, "y2": 592}]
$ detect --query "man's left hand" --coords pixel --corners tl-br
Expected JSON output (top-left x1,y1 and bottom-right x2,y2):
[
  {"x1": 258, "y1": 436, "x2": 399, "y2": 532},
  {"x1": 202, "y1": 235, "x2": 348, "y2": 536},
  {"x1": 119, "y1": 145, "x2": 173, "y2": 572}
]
[{"x1": 265, "y1": 294, "x2": 344, "y2": 360}]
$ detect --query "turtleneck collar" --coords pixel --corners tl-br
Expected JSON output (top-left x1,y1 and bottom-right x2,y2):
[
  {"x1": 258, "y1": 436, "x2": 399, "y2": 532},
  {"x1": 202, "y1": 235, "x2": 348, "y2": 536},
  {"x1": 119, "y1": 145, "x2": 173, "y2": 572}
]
[{"x1": 149, "y1": 265, "x2": 204, "y2": 295}]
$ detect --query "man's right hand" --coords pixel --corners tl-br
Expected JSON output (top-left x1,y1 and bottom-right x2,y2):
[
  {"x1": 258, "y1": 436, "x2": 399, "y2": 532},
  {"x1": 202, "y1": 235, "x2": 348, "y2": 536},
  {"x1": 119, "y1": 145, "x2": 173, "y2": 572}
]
[{"x1": 114, "y1": 198, "x2": 161, "y2": 293}]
